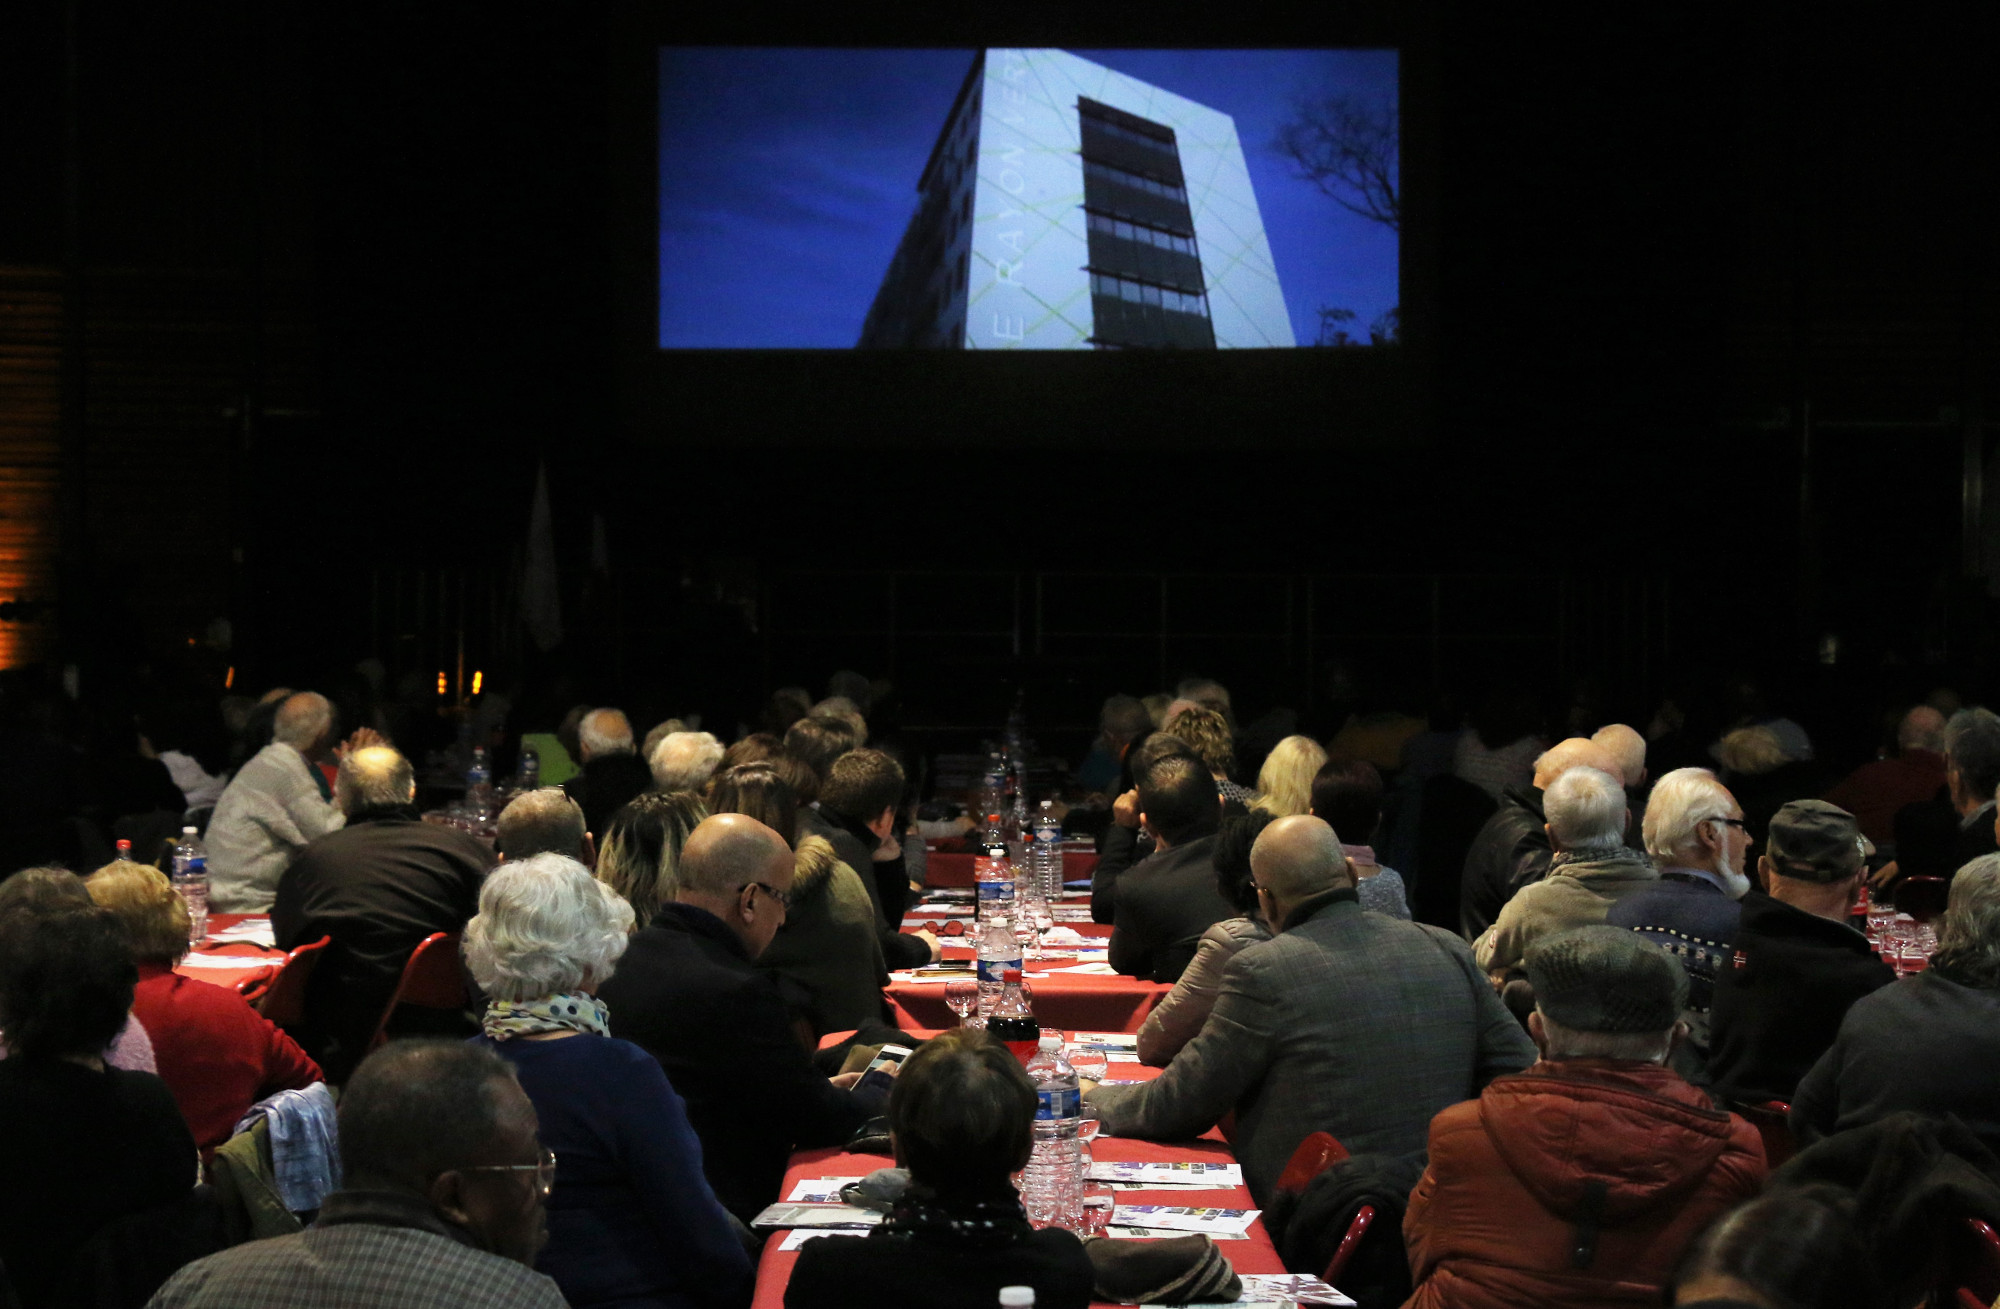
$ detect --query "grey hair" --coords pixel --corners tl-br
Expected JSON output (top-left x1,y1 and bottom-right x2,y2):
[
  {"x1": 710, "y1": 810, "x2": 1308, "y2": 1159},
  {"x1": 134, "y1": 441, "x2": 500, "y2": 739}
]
[
  {"x1": 650, "y1": 731, "x2": 725, "y2": 792},
  {"x1": 1641, "y1": 767, "x2": 1736, "y2": 862},
  {"x1": 579, "y1": 708, "x2": 635, "y2": 758},
  {"x1": 335, "y1": 746, "x2": 416, "y2": 816},
  {"x1": 1930, "y1": 855, "x2": 2000, "y2": 990},
  {"x1": 462, "y1": 854, "x2": 635, "y2": 1002},
  {"x1": 1544, "y1": 766, "x2": 1627, "y2": 848},
  {"x1": 273, "y1": 692, "x2": 333, "y2": 750},
  {"x1": 495, "y1": 788, "x2": 587, "y2": 860},
  {"x1": 1536, "y1": 1012, "x2": 1674, "y2": 1063},
  {"x1": 1945, "y1": 707, "x2": 2000, "y2": 797}
]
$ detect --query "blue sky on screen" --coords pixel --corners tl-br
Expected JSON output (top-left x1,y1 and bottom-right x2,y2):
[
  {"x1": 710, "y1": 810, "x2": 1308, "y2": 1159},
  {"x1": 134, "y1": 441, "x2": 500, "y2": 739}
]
[{"x1": 657, "y1": 47, "x2": 1398, "y2": 349}]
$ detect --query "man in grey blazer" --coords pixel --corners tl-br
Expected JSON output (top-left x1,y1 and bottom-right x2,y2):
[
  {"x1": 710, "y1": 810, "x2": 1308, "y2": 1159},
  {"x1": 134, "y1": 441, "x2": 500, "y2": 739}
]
[{"x1": 1085, "y1": 815, "x2": 1538, "y2": 1207}]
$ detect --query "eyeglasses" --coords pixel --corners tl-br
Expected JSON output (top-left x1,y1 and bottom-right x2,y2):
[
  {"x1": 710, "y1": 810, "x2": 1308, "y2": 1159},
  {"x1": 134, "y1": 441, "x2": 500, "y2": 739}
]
[
  {"x1": 1710, "y1": 817, "x2": 1749, "y2": 831},
  {"x1": 461, "y1": 1147, "x2": 557, "y2": 1199},
  {"x1": 747, "y1": 881, "x2": 792, "y2": 910}
]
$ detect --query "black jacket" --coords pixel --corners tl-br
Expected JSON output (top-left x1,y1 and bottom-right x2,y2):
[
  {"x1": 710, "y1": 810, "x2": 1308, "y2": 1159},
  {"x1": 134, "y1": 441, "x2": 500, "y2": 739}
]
[
  {"x1": 1705, "y1": 890, "x2": 1894, "y2": 1105},
  {"x1": 785, "y1": 1192, "x2": 1093, "y2": 1309},
  {"x1": 563, "y1": 752, "x2": 656, "y2": 840},
  {"x1": 1893, "y1": 793, "x2": 1998, "y2": 884},
  {"x1": 1090, "y1": 822, "x2": 1154, "y2": 925},
  {"x1": 271, "y1": 806, "x2": 492, "y2": 1081},
  {"x1": 797, "y1": 806, "x2": 930, "y2": 972},
  {"x1": 598, "y1": 902, "x2": 881, "y2": 1221},
  {"x1": 1107, "y1": 833, "x2": 1232, "y2": 983},
  {"x1": 1459, "y1": 785, "x2": 1550, "y2": 941}
]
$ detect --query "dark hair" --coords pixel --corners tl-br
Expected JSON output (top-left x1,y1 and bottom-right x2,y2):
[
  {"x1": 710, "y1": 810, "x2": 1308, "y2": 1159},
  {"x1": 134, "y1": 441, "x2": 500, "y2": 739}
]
[
  {"x1": 1671, "y1": 1185, "x2": 1877, "y2": 1309},
  {"x1": 707, "y1": 762, "x2": 800, "y2": 849},
  {"x1": 1214, "y1": 809, "x2": 1278, "y2": 914},
  {"x1": 0, "y1": 866, "x2": 92, "y2": 919},
  {"x1": 1139, "y1": 754, "x2": 1222, "y2": 846},
  {"x1": 0, "y1": 908, "x2": 137, "y2": 1060},
  {"x1": 820, "y1": 748, "x2": 905, "y2": 825},
  {"x1": 721, "y1": 733, "x2": 782, "y2": 771},
  {"x1": 782, "y1": 715, "x2": 862, "y2": 802},
  {"x1": 1945, "y1": 708, "x2": 2000, "y2": 799},
  {"x1": 1117, "y1": 731, "x2": 1198, "y2": 796},
  {"x1": 760, "y1": 689, "x2": 813, "y2": 738},
  {"x1": 340, "y1": 1040, "x2": 519, "y2": 1190},
  {"x1": 1310, "y1": 760, "x2": 1386, "y2": 846},
  {"x1": 495, "y1": 787, "x2": 588, "y2": 860},
  {"x1": 889, "y1": 1029, "x2": 1036, "y2": 1193}
]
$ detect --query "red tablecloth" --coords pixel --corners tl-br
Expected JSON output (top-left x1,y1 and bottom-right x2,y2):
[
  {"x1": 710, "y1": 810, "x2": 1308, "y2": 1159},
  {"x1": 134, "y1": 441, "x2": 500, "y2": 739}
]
[
  {"x1": 173, "y1": 913, "x2": 284, "y2": 997},
  {"x1": 749, "y1": 1064, "x2": 1283, "y2": 1309}
]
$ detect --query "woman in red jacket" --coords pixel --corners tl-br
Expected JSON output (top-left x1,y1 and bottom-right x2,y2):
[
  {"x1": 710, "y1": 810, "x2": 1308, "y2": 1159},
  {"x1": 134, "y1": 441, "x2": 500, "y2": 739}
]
[{"x1": 86, "y1": 860, "x2": 321, "y2": 1157}]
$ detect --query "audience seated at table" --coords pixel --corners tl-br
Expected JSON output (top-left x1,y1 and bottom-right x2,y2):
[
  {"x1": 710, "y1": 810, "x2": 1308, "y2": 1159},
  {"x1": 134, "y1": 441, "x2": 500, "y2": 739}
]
[
  {"x1": 466, "y1": 854, "x2": 753, "y2": 1309},
  {"x1": 85, "y1": 858, "x2": 321, "y2": 1157},
  {"x1": 1667, "y1": 1185, "x2": 1877, "y2": 1309},
  {"x1": 205, "y1": 692, "x2": 356, "y2": 914},
  {"x1": 1707, "y1": 799, "x2": 1893, "y2": 1108},
  {"x1": 1309, "y1": 759, "x2": 1412, "y2": 919},
  {"x1": 1792, "y1": 853, "x2": 2000, "y2": 1155},
  {"x1": 783, "y1": 1029, "x2": 1094, "y2": 1309},
  {"x1": 1403, "y1": 925, "x2": 1766, "y2": 1309},
  {"x1": 597, "y1": 813, "x2": 887, "y2": 1221},
  {"x1": 1109, "y1": 753, "x2": 1235, "y2": 982},
  {"x1": 1459, "y1": 736, "x2": 1625, "y2": 940},
  {"x1": 595, "y1": 789, "x2": 707, "y2": 929},
  {"x1": 1475, "y1": 765, "x2": 1658, "y2": 974},
  {"x1": 272, "y1": 745, "x2": 493, "y2": 1083},
  {"x1": 0, "y1": 905, "x2": 199, "y2": 1309},
  {"x1": 564, "y1": 708, "x2": 658, "y2": 840},
  {"x1": 149, "y1": 1040, "x2": 567, "y2": 1309},
  {"x1": 710, "y1": 761, "x2": 890, "y2": 1040},
  {"x1": 1088, "y1": 816, "x2": 1537, "y2": 1208},
  {"x1": 1135, "y1": 809, "x2": 1273, "y2": 1067},
  {"x1": 0, "y1": 866, "x2": 158, "y2": 1071},
  {"x1": 495, "y1": 786, "x2": 594, "y2": 864}
]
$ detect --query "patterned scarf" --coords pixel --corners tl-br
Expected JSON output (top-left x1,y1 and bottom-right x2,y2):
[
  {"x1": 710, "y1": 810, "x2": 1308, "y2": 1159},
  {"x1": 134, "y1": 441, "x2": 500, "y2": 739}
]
[{"x1": 482, "y1": 992, "x2": 611, "y2": 1041}]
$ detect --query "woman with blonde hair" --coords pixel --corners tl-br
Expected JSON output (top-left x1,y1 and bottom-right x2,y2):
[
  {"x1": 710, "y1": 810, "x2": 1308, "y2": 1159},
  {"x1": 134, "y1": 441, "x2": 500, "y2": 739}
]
[
  {"x1": 1252, "y1": 735, "x2": 1327, "y2": 818},
  {"x1": 594, "y1": 789, "x2": 707, "y2": 929}
]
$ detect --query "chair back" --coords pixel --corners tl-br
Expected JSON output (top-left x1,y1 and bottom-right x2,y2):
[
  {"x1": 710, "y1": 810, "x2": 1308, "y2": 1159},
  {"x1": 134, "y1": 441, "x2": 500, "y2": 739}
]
[
  {"x1": 1953, "y1": 1217, "x2": 2000, "y2": 1307},
  {"x1": 1276, "y1": 1131, "x2": 1350, "y2": 1195},
  {"x1": 1896, "y1": 875, "x2": 1950, "y2": 923},
  {"x1": 1732, "y1": 1099, "x2": 1797, "y2": 1168},
  {"x1": 1324, "y1": 1203, "x2": 1377, "y2": 1288},
  {"x1": 254, "y1": 936, "x2": 331, "y2": 1029},
  {"x1": 367, "y1": 931, "x2": 468, "y2": 1051}
]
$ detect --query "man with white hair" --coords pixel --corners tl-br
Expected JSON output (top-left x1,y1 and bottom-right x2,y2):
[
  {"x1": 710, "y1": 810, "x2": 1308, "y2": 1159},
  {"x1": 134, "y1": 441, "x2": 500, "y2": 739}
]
[
  {"x1": 1591, "y1": 722, "x2": 1649, "y2": 791},
  {"x1": 649, "y1": 730, "x2": 724, "y2": 794},
  {"x1": 1475, "y1": 766, "x2": 1659, "y2": 976},
  {"x1": 1823, "y1": 704, "x2": 1947, "y2": 847},
  {"x1": 207, "y1": 691, "x2": 352, "y2": 913},
  {"x1": 561, "y1": 707, "x2": 654, "y2": 839},
  {"x1": 1461, "y1": 736, "x2": 1629, "y2": 940},
  {"x1": 1606, "y1": 767, "x2": 1752, "y2": 1063},
  {"x1": 273, "y1": 745, "x2": 495, "y2": 1082},
  {"x1": 1085, "y1": 815, "x2": 1535, "y2": 1207}
]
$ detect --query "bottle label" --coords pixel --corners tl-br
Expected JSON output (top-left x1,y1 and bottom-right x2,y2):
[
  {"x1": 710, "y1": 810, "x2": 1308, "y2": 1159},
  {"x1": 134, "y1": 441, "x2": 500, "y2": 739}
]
[
  {"x1": 1035, "y1": 1086, "x2": 1081, "y2": 1121},
  {"x1": 977, "y1": 956, "x2": 1022, "y2": 983},
  {"x1": 978, "y1": 879, "x2": 1016, "y2": 905},
  {"x1": 183, "y1": 857, "x2": 205, "y2": 876}
]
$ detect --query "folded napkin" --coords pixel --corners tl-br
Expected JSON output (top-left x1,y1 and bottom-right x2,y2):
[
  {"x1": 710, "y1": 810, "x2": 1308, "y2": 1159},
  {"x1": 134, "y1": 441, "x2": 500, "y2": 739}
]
[{"x1": 1087, "y1": 1234, "x2": 1241, "y2": 1303}]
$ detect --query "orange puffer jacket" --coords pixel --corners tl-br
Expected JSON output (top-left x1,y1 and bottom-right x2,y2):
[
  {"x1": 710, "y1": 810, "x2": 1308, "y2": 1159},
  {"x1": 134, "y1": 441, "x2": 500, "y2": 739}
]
[{"x1": 1402, "y1": 1058, "x2": 1766, "y2": 1309}]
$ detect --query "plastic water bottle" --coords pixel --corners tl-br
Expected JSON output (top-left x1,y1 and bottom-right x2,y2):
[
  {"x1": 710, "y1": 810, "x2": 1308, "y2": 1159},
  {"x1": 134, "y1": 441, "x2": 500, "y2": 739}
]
[
  {"x1": 170, "y1": 826, "x2": 209, "y2": 943},
  {"x1": 988, "y1": 967, "x2": 1041, "y2": 1061},
  {"x1": 1021, "y1": 1033, "x2": 1083, "y2": 1228},
  {"x1": 975, "y1": 816, "x2": 1014, "y2": 925},
  {"x1": 977, "y1": 913, "x2": 1021, "y2": 1020},
  {"x1": 1032, "y1": 800, "x2": 1064, "y2": 902},
  {"x1": 517, "y1": 745, "x2": 541, "y2": 792},
  {"x1": 466, "y1": 746, "x2": 495, "y2": 819},
  {"x1": 979, "y1": 753, "x2": 1008, "y2": 826}
]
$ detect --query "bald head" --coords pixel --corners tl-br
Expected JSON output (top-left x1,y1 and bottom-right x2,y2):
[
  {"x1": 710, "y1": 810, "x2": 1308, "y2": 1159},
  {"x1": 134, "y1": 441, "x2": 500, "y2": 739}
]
[
  {"x1": 1899, "y1": 705, "x2": 1947, "y2": 754},
  {"x1": 579, "y1": 708, "x2": 635, "y2": 760},
  {"x1": 1533, "y1": 737, "x2": 1624, "y2": 791},
  {"x1": 1250, "y1": 815, "x2": 1350, "y2": 914},
  {"x1": 335, "y1": 745, "x2": 416, "y2": 815},
  {"x1": 1590, "y1": 724, "x2": 1647, "y2": 788},
  {"x1": 273, "y1": 691, "x2": 334, "y2": 752},
  {"x1": 675, "y1": 812, "x2": 792, "y2": 899}
]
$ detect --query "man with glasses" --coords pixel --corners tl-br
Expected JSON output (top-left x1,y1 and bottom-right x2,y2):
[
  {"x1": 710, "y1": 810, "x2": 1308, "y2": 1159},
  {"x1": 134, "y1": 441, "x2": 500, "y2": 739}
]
[
  {"x1": 598, "y1": 812, "x2": 887, "y2": 1220},
  {"x1": 151, "y1": 1040, "x2": 567, "y2": 1307}
]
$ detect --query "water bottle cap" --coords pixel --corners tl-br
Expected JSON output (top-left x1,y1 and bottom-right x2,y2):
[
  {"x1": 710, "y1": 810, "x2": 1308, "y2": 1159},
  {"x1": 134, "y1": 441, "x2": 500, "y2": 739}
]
[
  {"x1": 181, "y1": 826, "x2": 198, "y2": 835},
  {"x1": 999, "y1": 1290, "x2": 1035, "y2": 1307}
]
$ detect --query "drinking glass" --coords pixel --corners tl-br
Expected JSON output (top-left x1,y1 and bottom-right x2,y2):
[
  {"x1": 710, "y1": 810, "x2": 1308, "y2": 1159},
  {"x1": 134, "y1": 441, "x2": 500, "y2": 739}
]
[
  {"x1": 1077, "y1": 1184, "x2": 1116, "y2": 1238},
  {"x1": 1075, "y1": 1117, "x2": 1101, "y2": 1174},
  {"x1": 944, "y1": 978, "x2": 979, "y2": 1028}
]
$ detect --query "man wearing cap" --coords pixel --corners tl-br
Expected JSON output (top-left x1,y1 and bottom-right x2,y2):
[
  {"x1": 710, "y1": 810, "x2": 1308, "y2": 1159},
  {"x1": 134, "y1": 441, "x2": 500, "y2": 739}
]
[
  {"x1": 1706, "y1": 799, "x2": 1894, "y2": 1109},
  {"x1": 1404, "y1": 926, "x2": 1766, "y2": 1309}
]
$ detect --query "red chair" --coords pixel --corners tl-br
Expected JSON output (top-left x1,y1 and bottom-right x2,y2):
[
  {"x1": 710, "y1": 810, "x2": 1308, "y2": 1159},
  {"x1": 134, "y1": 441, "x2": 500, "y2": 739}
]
[
  {"x1": 1276, "y1": 1131, "x2": 1349, "y2": 1194},
  {"x1": 1325, "y1": 1204, "x2": 1377, "y2": 1287},
  {"x1": 367, "y1": 932, "x2": 468, "y2": 1051},
  {"x1": 1952, "y1": 1216, "x2": 2000, "y2": 1308},
  {"x1": 1897, "y1": 875, "x2": 1950, "y2": 923},
  {"x1": 252, "y1": 936, "x2": 331, "y2": 1029},
  {"x1": 1732, "y1": 1099, "x2": 1797, "y2": 1168}
]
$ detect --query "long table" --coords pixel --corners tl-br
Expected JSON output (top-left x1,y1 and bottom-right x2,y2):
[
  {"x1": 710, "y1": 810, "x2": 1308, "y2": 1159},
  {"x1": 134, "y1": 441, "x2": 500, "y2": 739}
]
[
  {"x1": 173, "y1": 912, "x2": 286, "y2": 997},
  {"x1": 749, "y1": 1063, "x2": 1287, "y2": 1309}
]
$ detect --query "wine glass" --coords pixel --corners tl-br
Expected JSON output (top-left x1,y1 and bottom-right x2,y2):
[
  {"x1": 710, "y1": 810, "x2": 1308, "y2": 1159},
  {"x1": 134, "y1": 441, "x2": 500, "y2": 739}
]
[
  {"x1": 1077, "y1": 1184, "x2": 1116, "y2": 1238},
  {"x1": 1075, "y1": 1117, "x2": 1101, "y2": 1174},
  {"x1": 1068, "y1": 1046, "x2": 1109, "y2": 1086},
  {"x1": 944, "y1": 978, "x2": 979, "y2": 1028}
]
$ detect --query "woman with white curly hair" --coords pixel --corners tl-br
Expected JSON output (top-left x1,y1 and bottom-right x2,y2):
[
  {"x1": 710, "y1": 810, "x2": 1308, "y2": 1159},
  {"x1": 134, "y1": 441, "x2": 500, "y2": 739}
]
[{"x1": 466, "y1": 854, "x2": 751, "y2": 1309}]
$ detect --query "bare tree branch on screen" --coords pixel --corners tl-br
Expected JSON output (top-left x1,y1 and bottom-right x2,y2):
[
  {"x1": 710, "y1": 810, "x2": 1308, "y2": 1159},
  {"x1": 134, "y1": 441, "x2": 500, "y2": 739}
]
[{"x1": 1276, "y1": 94, "x2": 1401, "y2": 233}]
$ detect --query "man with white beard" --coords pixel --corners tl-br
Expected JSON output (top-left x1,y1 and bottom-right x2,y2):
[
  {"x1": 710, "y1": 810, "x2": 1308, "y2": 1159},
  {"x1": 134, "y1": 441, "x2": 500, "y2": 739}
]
[{"x1": 1605, "y1": 767, "x2": 1753, "y2": 1071}]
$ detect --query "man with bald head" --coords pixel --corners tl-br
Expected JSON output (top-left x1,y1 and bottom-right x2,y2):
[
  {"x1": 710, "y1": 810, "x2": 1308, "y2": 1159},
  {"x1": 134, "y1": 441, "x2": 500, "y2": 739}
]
[
  {"x1": 274, "y1": 745, "x2": 495, "y2": 1082},
  {"x1": 1460, "y1": 736, "x2": 1630, "y2": 940},
  {"x1": 1086, "y1": 815, "x2": 1535, "y2": 1208},
  {"x1": 599, "y1": 813, "x2": 887, "y2": 1220},
  {"x1": 208, "y1": 691, "x2": 351, "y2": 912}
]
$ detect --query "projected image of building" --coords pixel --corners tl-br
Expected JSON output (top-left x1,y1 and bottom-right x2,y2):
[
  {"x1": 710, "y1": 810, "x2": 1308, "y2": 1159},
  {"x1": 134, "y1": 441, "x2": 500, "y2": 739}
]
[{"x1": 859, "y1": 49, "x2": 1294, "y2": 350}]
